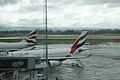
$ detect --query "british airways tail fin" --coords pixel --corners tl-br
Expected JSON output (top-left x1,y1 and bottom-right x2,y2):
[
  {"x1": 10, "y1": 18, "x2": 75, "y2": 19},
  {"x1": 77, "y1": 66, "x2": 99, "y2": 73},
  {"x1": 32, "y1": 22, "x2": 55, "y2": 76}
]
[
  {"x1": 24, "y1": 30, "x2": 39, "y2": 44},
  {"x1": 70, "y1": 31, "x2": 88, "y2": 54}
]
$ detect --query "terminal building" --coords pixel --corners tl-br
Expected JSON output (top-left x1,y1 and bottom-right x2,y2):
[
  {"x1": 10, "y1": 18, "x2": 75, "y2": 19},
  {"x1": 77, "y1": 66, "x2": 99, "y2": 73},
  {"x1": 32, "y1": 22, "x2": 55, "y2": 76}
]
[{"x1": 0, "y1": 56, "x2": 47, "y2": 80}]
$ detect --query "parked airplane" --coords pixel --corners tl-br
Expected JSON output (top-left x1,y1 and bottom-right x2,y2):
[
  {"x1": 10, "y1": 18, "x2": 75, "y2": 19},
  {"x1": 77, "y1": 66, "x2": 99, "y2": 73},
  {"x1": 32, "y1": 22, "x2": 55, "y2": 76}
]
[
  {"x1": 9, "y1": 31, "x2": 88, "y2": 68},
  {"x1": 0, "y1": 30, "x2": 39, "y2": 52}
]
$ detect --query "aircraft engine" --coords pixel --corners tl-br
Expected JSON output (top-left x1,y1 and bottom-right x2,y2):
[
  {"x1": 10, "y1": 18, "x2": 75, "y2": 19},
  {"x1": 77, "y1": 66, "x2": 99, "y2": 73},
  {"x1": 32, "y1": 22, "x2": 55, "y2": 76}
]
[
  {"x1": 78, "y1": 49, "x2": 84, "y2": 53},
  {"x1": 72, "y1": 49, "x2": 84, "y2": 54},
  {"x1": 48, "y1": 61, "x2": 62, "y2": 67}
]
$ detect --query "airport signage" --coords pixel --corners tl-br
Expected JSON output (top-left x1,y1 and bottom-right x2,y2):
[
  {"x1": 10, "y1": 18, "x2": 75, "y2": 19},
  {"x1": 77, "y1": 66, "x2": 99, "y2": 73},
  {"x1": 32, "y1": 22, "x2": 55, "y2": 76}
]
[
  {"x1": 0, "y1": 59, "x2": 28, "y2": 69},
  {"x1": 0, "y1": 57, "x2": 41, "y2": 70}
]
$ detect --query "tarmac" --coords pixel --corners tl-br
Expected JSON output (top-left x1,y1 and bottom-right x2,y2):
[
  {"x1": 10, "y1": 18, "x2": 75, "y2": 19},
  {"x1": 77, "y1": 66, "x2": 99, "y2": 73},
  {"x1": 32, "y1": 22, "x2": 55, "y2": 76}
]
[{"x1": 46, "y1": 43, "x2": 120, "y2": 80}]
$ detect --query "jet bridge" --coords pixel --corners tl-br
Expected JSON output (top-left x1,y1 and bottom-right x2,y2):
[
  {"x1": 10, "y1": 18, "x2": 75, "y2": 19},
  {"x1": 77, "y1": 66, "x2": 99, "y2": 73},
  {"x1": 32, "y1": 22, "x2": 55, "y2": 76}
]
[{"x1": 0, "y1": 56, "x2": 47, "y2": 80}]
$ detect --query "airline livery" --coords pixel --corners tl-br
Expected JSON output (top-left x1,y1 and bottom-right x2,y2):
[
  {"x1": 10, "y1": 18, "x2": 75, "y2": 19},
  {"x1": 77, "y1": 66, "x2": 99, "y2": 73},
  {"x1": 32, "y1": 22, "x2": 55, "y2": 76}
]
[
  {"x1": 0, "y1": 30, "x2": 39, "y2": 52},
  {"x1": 9, "y1": 31, "x2": 88, "y2": 68}
]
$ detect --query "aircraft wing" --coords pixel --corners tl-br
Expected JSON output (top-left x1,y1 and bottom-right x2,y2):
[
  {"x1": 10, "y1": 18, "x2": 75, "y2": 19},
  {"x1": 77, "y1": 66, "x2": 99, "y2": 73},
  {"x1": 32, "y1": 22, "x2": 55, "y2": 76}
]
[
  {"x1": 8, "y1": 46, "x2": 37, "y2": 52},
  {"x1": 41, "y1": 57, "x2": 79, "y2": 61},
  {"x1": 0, "y1": 46, "x2": 36, "y2": 52},
  {"x1": 41, "y1": 53, "x2": 92, "y2": 61},
  {"x1": 0, "y1": 49, "x2": 21, "y2": 52},
  {"x1": 0, "y1": 37, "x2": 22, "y2": 39}
]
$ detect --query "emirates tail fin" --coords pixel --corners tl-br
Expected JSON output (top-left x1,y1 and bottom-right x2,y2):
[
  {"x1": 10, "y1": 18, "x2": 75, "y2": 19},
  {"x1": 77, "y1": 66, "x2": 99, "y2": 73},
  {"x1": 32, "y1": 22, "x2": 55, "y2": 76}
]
[{"x1": 70, "y1": 31, "x2": 88, "y2": 54}]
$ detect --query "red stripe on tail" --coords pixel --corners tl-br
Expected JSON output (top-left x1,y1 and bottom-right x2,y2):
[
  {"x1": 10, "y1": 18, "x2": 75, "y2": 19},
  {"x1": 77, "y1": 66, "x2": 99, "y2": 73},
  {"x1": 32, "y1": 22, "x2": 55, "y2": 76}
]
[
  {"x1": 25, "y1": 39, "x2": 37, "y2": 44},
  {"x1": 27, "y1": 30, "x2": 39, "y2": 37},
  {"x1": 70, "y1": 39, "x2": 79, "y2": 54}
]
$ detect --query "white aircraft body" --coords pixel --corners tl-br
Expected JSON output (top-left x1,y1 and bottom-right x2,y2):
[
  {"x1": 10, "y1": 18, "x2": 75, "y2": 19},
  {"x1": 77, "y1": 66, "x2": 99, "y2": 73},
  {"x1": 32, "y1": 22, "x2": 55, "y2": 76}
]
[
  {"x1": 10, "y1": 48, "x2": 69, "y2": 57},
  {"x1": 0, "y1": 30, "x2": 39, "y2": 52},
  {"x1": 9, "y1": 31, "x2": 88, "y2": 67}
]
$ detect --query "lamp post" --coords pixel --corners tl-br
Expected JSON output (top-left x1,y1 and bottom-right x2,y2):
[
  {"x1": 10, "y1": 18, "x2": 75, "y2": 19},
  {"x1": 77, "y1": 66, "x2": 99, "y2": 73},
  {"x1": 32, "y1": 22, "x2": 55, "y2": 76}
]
[{"x1": 45, "y1": 0, "x2": 48, "y2": 80}]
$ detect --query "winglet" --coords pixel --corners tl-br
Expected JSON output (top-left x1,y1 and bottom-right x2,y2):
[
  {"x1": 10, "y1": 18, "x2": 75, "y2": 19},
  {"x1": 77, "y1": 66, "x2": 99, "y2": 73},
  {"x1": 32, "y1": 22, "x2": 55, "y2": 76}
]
[{"x1": 70, "y1": 31, "x2": 88, "y2": 54}]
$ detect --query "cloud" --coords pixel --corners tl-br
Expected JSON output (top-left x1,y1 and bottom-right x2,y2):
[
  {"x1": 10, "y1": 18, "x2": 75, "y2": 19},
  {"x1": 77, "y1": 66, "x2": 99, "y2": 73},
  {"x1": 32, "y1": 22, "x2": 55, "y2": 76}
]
[
  {"x1": 0, "y1": 0, "x2": 18, "y2": 6},
  {"x1": 17, "y1": 0, "x2": 43, "y2": 13},
  {"x1": 0, "y1": 0, "x2": 120, "y2": 29},
  {"x1": 17, "y1": 18, "x2": 43, "y2": 27},
  {"x1": 83, "y1": 0, "x2": 120, "y2": 5},
  {"x1": 82, "y1": 0, "x2": 120, "y2": 8}
]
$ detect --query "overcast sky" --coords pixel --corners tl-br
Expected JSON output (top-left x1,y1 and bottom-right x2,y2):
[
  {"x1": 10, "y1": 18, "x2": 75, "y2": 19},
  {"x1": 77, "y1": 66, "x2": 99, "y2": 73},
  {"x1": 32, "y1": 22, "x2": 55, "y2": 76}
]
[{"x1": 0, "y1": 0, "x2": 120, "y2": 29}]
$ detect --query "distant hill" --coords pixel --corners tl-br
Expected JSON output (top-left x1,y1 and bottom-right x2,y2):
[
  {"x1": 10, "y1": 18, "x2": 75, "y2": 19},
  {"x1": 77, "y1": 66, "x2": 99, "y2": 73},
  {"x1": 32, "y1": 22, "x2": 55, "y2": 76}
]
[
  {"x1": 0, "y1": 26, "x2": 120, "y2": 31},
  {"x1": 0, "y1": 26, "x2": 42, "y2": 31}
]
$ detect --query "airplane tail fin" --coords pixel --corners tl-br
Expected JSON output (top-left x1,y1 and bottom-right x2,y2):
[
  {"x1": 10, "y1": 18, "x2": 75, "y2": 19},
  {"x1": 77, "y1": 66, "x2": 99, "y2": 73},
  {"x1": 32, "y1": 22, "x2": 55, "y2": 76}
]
[
  {"x1": 70, "y1": 31, "x2": 88, "y2": 68},
  {"x1": 70, "y1": 31, "x2": 88, "y2": 54},
  {"x1": 24, "y1": 30, "x2": 39, "y2": 44}
]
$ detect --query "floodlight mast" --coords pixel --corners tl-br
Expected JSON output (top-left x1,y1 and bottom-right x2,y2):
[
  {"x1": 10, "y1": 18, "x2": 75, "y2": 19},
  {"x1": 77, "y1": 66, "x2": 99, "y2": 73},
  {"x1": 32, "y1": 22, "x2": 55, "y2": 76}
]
[{"x1": 45, "y1": 0, "x2": 48, "y2": 80}]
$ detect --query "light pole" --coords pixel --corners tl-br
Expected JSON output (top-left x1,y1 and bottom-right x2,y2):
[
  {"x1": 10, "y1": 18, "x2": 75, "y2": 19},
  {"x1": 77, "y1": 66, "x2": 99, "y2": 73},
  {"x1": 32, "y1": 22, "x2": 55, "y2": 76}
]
[{"x1": 45, "y1": 0, "x2": 48, "y2": 80}]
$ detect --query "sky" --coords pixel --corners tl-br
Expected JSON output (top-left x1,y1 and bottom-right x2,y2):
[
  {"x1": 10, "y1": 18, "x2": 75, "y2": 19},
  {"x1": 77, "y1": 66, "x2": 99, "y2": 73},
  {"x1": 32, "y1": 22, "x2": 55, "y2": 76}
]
[{"x1": 0, "y1": 0, "x2": 120, "y2": 29}]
